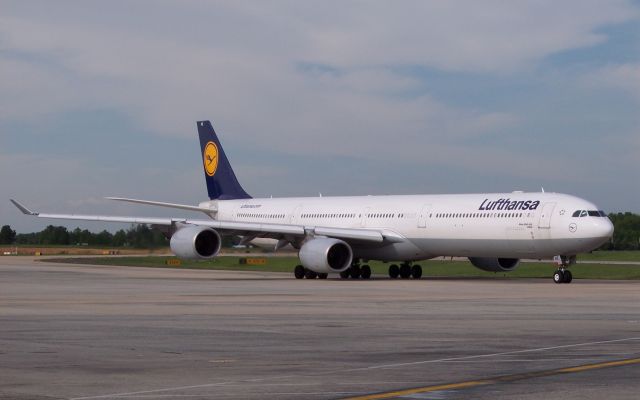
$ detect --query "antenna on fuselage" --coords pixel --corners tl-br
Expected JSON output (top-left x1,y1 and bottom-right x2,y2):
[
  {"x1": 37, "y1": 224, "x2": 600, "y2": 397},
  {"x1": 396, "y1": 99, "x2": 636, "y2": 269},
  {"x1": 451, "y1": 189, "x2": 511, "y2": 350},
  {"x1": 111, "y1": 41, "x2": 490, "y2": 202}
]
[{"x1": 541, "y1": 187, "x2": 545, "y2": 193}]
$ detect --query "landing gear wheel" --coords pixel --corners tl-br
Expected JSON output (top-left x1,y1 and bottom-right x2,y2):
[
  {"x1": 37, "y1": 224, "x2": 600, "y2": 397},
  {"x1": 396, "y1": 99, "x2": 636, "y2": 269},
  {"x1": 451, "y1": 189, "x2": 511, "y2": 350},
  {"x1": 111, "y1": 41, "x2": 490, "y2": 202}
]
[
  {"x1": 318, "y1": 273, "x2": 328, "y2": 279},
  {"x1": 399, "y1": 264, "x2": 411, "y2": 279},
  {"x1": 388, "y1": 264, "x2": 399, "y2": 279},
  {"x1": 350, "y1": 265, "x2": 362, "y2": 279},
  {"x1": 553, "y1": 270, "x2": 564, "y2": 284},
  {"x1": 305, "y1": 269, "x2": 318, "y2": 279},
  {"x1": 563, "y1": 270, "x2": 573, "y2": 283},
  {"x1": 411, "y1": 265, "x2": 422, "y2": 279},
  {"x1": 360, "y1": 265, "x2": 371, "y2": 279},
  {"x1": 340, "y1": 270, "x2": 350, "y2": 279},
  {"x1": 294, "y1": 265, "x2": 305, "y2": 279}
]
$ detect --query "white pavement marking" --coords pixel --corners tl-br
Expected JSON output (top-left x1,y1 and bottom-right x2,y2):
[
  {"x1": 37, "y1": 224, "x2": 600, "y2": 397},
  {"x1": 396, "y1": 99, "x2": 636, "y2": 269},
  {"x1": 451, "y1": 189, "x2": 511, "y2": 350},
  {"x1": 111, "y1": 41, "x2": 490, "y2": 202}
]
[
  {"x1": 70, "y1": 336, "x2": 640, "y2": 400},
  {"x1": 357, "y1": 337, "x2": 640, "y2": 370}
]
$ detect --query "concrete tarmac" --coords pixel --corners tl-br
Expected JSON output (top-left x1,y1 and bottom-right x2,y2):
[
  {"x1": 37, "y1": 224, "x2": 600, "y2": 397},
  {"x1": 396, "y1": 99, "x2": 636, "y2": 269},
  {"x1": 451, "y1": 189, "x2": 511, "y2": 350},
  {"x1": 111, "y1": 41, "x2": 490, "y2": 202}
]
[{"x1": 0, "y1": 257, "x2": 639, "y2": 400}]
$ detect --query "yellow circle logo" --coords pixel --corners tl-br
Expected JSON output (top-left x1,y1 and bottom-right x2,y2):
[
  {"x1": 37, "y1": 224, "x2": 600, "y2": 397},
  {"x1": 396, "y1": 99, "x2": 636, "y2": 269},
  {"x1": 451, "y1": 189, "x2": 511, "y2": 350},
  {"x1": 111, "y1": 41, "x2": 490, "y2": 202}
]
[{"x1": 203, "y1": 141, "x2": 219, "y2": 177}]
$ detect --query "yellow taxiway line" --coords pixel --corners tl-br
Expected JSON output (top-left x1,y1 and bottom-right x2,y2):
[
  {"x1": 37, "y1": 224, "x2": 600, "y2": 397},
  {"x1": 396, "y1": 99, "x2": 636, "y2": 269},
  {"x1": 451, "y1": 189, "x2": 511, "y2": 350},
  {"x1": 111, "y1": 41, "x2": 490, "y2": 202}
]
[{"x1": 344, "y1": 357, "x2": 640, "y2": 400}]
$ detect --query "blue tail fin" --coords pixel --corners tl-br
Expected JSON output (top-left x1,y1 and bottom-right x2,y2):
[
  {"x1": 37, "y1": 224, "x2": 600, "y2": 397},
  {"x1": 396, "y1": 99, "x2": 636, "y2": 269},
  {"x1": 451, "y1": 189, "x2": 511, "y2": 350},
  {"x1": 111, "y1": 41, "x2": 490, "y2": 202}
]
[{"x1": 197, "y1": 120, "x2": 251, "y2": 200}]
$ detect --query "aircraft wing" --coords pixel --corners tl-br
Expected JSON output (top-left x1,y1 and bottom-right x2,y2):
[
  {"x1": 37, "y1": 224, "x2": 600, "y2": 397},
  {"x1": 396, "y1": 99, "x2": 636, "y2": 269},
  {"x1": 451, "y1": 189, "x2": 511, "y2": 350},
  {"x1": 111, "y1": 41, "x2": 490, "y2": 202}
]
[
  {"x1": 10, "y1": 200, "x2": 177, "y2": 225},
  {"x1": 10, "y1": 200, "x2": 403, "y2": 244},
  {"x1": 106, "y1": 197, "x2": 215, "y2": 214}
]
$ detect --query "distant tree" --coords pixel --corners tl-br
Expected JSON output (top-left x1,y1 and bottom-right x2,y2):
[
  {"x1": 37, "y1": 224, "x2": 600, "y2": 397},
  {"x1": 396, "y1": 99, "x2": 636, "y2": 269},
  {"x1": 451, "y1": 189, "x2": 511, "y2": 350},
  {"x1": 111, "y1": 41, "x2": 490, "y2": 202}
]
[
  {"x1": 69, "y1": 227, "x2": 81, "y2": 244},
  {"x1": 0, "y1": 225, "x2": 17, "y2": 244},
  {"x1": 94, "y1": 230, "x2": 113, "y2": 246},
  {"x1": 600, "y1": 212, "x2": 640, "y2": 250},
  {"x1": 16, "y1": 232, "x2": 38, "y2": 245},
  {"x1": 112, "y1": 229, "x2": 128, "y2": 247},
  {"x1": 38, "y1": 225, "x2": 70, "y2": 245},
  {"x1": 125, "y1": 225, "x2": 167, "y2": 248}
]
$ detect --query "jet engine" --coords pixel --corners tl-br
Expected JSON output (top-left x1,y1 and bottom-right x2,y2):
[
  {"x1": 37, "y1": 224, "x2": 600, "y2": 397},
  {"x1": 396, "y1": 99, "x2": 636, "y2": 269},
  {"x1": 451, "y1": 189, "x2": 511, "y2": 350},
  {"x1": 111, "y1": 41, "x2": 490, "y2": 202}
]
[
  {"x1": 170, "y1": 225, "x2": 221, "y2": 259},
  {"x1": 299, "y1": 237, "x2": 353, "y2": 273},
  {"x1": 468, "y1": 257, "x2": 520, "y2": 272}
]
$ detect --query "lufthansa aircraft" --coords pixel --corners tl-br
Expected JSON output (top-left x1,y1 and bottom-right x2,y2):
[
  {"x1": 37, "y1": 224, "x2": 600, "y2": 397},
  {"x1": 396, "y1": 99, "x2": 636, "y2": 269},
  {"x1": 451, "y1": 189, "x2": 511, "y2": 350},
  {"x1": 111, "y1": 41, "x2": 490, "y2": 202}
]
[{"x1": 11, "y1": 121, "x2": 614, "y2": 284}]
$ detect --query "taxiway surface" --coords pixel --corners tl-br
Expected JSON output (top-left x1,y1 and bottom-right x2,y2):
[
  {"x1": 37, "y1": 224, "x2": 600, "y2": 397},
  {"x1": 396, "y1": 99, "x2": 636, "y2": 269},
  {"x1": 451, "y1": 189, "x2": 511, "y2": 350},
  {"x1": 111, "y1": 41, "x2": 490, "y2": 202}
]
[{"x1": 1, "y1": 257, "x2": 639, "y2": 399}]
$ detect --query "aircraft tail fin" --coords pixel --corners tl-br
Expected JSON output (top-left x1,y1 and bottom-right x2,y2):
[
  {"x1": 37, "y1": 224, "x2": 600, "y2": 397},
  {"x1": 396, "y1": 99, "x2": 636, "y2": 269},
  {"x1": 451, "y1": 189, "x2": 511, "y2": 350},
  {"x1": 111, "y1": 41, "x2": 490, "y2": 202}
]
[{"x1": 197, "y1": 120, "x2": 252, "y2": 200}]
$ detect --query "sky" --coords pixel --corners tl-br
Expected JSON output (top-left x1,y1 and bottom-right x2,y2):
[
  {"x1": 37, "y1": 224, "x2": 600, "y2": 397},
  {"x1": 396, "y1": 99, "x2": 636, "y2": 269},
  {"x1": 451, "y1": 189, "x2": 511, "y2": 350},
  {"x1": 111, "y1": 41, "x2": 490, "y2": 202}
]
[{"x1": 1, "y1": 1, "x2": 639, "y2": 233}]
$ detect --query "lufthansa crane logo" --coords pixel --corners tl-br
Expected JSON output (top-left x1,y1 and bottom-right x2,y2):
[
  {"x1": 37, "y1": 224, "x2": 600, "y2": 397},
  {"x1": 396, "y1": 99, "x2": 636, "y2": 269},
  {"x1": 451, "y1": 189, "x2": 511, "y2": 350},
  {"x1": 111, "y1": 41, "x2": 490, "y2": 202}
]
[{"x1": 203, "y1": 141, "x2": 219, "y2": 177}]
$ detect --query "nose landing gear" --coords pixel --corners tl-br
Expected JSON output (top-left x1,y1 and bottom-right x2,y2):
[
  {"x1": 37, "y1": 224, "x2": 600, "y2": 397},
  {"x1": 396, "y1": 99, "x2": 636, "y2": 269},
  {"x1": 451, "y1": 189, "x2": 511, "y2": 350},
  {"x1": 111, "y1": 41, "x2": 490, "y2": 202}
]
[
  {"x1": 553, "y1": 255, "x2": 576, "y2": 284},
  {"x1": 553, "y1": 269, "x2": 573, "y2": 284}
]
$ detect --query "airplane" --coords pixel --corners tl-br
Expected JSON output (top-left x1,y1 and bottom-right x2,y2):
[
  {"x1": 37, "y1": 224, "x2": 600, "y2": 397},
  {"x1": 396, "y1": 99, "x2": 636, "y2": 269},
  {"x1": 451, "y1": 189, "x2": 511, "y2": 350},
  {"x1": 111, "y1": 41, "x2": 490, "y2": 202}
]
[{"x1": 11, "y1": 120, "x2": 614, "y2": 284}]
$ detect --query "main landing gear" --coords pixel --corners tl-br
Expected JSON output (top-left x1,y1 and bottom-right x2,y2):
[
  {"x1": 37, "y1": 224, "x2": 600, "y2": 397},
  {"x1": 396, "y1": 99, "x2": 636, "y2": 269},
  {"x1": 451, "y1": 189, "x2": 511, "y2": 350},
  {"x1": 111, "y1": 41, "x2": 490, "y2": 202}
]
[
  {"x1": 553, "y1": 255, "x2": 576, "y2": 284},
  {"x1": 293, "y1": 261, "x2": 371, "y2": 280},
  {"x1": 388, "y1": 263, "x2": 422, "y2": 279},
  {"x1": 339, "y1": 261, "x2": 372, "y2": 280},
  {"x1": 293, "y1": 265, "x2": 327, "y2": 280}
]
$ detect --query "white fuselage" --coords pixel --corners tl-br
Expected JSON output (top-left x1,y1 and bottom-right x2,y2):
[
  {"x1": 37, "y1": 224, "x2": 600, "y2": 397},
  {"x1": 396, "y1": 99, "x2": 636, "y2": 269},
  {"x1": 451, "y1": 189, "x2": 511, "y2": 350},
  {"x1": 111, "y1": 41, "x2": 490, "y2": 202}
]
[{"x1": 202, "y1": 192, "x2": 613, "y2": 262}]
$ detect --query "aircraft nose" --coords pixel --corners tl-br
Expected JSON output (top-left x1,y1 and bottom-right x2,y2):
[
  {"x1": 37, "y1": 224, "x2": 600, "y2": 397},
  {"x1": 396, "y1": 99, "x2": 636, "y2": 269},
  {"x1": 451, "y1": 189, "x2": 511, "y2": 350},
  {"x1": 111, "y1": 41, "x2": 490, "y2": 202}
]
[
  {"x1": 597, "y1": 218, "x2": 615, "y2": 238},
  {"x1": 603, "y1": 218, "x2": 614, "y2": 238}
]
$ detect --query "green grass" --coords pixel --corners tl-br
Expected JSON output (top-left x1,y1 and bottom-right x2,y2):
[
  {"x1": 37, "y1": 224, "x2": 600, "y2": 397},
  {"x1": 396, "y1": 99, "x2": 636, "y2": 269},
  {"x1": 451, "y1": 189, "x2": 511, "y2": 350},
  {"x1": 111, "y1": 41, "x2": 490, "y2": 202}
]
[
  {"x1": 45, "y1": 256, "x2": 640, "y2": 280},
  {"x1": 579, "y1": 251, "x2": 640, "y2": 262}
]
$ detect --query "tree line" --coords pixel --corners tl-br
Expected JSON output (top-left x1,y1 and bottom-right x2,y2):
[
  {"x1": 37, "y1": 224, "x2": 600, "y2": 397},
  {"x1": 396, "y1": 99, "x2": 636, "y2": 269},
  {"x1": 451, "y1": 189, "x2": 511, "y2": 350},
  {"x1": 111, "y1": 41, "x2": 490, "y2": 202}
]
[
  {"x1": 1, "y1": 212, "x2": 639, "y2": 250},
  {"x1": 598, "y1": 212, "x2": 640, "y2": 250},
  {"x1": 0, "y1": 224, "x2": 238, "y2": 248},
  {"x1": 0, "y1": 225, "x2": 168, "y2": 248}
]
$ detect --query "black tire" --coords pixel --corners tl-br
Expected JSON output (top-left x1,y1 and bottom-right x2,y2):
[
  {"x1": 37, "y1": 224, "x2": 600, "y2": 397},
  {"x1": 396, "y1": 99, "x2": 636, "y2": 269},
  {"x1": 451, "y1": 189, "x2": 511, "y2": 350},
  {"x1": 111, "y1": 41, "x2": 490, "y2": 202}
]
[
  {"x1": 361, "y1": 265, "x2": 371, "y2": 279},
  {"x1": 318, "y1": 273, "x2": 328, "y2": 279},
  {"x1": 305, "y1": 269, "x2": 318, "y2": 279},
  {"x1": 563, "y1": 270, "x2": 573, "y2": 283},
  {"x1": 350, "y1": 265, "x2": 362, "y2": 279},
  {"x1": 553, "y1": 270, "x2": 564, "y2": 284},
  {"x1": 389, "y1": 264, "x2": 400, "y2": 279},
  {"x1": 399, "y1": 264, "x2": 411, "y2": 279},
  {"x1": 294, "y1": 265, "x2": 305, "y2": 279},
  {"x1": 411, "y1": 264, "x2": 422, "y2": 279},
  {"x1": 340, "y1": 269, "x2": 350, "y2": 279}
]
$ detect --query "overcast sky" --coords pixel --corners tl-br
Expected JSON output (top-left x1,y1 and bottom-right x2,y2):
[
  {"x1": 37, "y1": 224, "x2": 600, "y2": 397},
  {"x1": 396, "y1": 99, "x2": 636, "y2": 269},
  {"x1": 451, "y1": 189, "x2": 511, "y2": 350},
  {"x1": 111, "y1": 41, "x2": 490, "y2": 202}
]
[{"x1": 1, "y1": 1, "x2": 639, "y2": 232}]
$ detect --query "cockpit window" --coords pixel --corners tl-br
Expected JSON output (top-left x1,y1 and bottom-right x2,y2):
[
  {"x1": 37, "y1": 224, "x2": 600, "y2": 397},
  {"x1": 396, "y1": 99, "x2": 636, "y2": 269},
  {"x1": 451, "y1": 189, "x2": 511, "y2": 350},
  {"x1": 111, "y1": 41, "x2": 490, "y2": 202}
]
[{"x1": 573, "y1": 209, "x2": 607, "y2": 218}]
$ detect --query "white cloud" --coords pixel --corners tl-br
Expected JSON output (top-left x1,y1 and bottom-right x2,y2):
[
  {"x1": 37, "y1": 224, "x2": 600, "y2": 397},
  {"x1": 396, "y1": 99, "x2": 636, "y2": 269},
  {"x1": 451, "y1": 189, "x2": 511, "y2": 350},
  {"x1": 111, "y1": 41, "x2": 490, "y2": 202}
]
[
  {"x1": 295, "y1": 0, "x2": 634, "y2": 71},
  {"x1": 584, "y1": 63, "x2": 640, "y2": 99},
  {"x1": 1, "y1": 1, "x2": 636, "y2": 133},
  {"x1": 0, "y1": 8, "x2": 530, "y2": 166}
]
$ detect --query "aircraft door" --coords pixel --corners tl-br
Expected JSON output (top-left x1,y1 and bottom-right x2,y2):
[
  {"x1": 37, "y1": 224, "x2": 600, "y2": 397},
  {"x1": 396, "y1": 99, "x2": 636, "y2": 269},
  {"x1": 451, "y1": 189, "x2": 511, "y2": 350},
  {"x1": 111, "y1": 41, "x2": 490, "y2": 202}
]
[
  {"x1": 537, "y1": 202, "x2": 556, "y2": 229},
  {"x1": 361, "y1": 207, "x2": 370, "y2": 228},
  {"x1": 289, "y1": 205, "x2": 302, "y2": 224},
  {"x1": 418, "y1": 204, "x2": 432, "y2": 228}
]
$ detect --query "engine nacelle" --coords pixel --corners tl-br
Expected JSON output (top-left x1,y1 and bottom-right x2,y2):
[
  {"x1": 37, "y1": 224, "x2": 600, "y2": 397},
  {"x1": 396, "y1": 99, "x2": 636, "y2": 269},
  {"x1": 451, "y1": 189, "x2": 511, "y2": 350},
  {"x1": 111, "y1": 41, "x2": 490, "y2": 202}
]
[
  {"x1": 468, "y1": 257, "x2": 520, "y2": 272},
  {"x1": 299, "y1": 237, "x2": 353, "y2": 273},
  {"x1": 170, "y1": 225, "x2": 221, "y2": 259}
]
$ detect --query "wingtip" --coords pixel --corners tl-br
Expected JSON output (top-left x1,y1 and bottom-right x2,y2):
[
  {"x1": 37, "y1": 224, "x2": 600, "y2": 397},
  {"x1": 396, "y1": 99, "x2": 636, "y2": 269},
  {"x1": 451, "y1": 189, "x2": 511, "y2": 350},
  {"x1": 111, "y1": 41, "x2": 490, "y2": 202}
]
[{"x1": 10, "y1": 199, "x2": 38, "y2": 215}]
